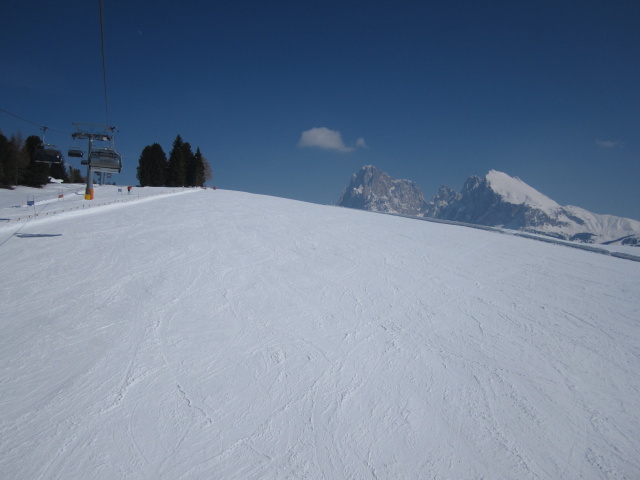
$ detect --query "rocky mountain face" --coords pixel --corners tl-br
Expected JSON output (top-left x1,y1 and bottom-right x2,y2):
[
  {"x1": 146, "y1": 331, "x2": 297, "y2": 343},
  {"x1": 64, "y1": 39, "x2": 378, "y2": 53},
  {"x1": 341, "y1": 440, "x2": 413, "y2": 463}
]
[
  {"x1": 337, "y1": 165, "x2": 427, "y2": 216},
  {"x1": 423, "y1": 185, "x2": 461, "y2": 219},
  {"x1": 338, "y1": 166, "x2": 640, "y2": 245}
]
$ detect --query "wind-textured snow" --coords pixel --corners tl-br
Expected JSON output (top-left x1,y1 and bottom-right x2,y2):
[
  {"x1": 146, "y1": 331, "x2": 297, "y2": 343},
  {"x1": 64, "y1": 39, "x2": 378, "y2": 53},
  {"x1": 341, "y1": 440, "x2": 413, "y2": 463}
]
[{"x1": 1, "y1": 186, "x2": 639, "y2": 479}]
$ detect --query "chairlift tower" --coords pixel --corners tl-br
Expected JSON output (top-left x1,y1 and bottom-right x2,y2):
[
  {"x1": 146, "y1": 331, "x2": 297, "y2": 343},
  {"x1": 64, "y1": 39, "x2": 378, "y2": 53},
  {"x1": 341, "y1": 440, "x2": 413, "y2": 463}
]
[{"x1": 71, "y1": 123, "x2": 121, "y2": 200}]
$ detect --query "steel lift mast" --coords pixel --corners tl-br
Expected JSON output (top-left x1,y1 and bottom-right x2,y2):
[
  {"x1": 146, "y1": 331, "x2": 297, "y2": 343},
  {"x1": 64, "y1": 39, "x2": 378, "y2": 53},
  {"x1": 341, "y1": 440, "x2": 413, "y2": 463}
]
[{"x1": 71, "y1": 123, "x2": 119, "y2": 200}]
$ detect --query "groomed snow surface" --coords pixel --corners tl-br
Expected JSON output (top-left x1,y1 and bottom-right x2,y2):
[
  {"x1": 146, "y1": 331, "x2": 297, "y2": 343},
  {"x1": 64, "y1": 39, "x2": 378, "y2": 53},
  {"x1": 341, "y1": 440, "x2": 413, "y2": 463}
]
[{"x1": 1, "y1": 185, "x2": 639, "y2": 479}]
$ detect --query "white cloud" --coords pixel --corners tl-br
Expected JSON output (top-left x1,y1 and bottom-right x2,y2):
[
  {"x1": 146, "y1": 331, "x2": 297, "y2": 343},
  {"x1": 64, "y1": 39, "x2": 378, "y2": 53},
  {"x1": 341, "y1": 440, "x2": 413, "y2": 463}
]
[
  {"x1": 298, "y1": 127, "x2": 366, "y2": 153},
  {"x1": 596, "y1": 139, "x2": 621, "y2": 148}
]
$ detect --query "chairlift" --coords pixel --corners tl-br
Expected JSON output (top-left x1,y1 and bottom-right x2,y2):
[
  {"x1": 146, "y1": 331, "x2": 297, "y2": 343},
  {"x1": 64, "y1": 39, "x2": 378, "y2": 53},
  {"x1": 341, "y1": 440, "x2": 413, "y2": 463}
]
[
  {"x1": 68, "y1": 133, "x2": 85, "y2": 158},
  {"x1": 68, "y1": 147, "x2": 84, "y2": 158},
  {"x1": 35, "y1": 144, "x2": 64, "y2": 164},
  {"x1": 88, "y1": 147, "x2": 122, "y2": 173}
]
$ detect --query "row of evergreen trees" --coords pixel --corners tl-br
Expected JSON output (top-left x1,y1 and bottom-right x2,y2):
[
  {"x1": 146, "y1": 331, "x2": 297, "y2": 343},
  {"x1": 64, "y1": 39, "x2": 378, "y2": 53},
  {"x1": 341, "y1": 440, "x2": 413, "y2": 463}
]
[
  {"x1": 0, "y1": 131, "x2": 84, "y2": 188},
  {"x1": 137, "y1": 135, "x2": 212, "y2": 187}
]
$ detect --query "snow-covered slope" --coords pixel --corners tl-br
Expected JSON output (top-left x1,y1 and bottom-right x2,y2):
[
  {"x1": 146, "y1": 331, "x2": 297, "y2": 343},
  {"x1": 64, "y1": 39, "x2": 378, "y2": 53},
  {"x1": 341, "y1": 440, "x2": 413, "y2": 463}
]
[{"x1": 1, "y1": 187, "x2": 639, "y2": 479}]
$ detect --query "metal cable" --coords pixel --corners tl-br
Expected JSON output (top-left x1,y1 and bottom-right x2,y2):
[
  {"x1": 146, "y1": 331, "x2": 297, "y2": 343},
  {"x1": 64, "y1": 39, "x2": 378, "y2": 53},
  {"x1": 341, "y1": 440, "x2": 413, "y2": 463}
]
[
  {"x1": 0, "y1": 107, "x2": 72, "y2": 135},
  {"x1": 99, "y1": 0, "x2": 110, "y2": 127}
]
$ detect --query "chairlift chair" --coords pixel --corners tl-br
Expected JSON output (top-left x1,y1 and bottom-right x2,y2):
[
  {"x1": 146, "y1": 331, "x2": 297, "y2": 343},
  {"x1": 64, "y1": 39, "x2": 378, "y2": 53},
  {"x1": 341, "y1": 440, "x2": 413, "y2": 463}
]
[
  {"x1": 68, "y1": 147, "x2": 84, "y2": 158},
  {"x1": 35, "y1": 144, "x2": 64, "y2": 164},
  {"x1": 68, "y1": 134, "x2": 84, "y2": 158},
  {"x1": 88, "y1": 147, "x2": 122, "y2": 173}
]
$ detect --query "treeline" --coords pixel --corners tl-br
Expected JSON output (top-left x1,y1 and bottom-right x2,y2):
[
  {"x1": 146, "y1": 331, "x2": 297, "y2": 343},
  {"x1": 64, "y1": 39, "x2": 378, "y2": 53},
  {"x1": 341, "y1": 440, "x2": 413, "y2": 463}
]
[
  {"x1": 137, "y1": 135, "x2": 212, "y2": 187},
  {"x1": 0, "y1": 131, "x2": 84, "y2": 188}
]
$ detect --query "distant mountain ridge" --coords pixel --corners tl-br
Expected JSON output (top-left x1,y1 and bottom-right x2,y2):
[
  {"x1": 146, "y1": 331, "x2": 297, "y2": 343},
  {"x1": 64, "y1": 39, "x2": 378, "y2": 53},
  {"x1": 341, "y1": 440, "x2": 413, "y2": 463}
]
[
  {"x1": 337, "y1": 166, "x2": 640, "y2": 246},
  {"x1": 337, "y1": 165, "x2": 426, "y2": 216}
]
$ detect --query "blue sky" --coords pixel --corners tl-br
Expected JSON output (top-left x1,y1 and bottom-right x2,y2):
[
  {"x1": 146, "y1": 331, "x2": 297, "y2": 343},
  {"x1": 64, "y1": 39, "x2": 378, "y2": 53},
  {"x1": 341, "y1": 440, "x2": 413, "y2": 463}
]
[{"x1": 1, "y1": 0, "x2": 639, "y2": 220}]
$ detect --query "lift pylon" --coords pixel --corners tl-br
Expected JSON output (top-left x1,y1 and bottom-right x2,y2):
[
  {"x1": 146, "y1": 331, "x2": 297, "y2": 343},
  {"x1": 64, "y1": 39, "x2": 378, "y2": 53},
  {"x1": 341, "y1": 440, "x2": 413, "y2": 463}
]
[{"x1": 71, "y1": 123, "x2": 122, "y2": 200}]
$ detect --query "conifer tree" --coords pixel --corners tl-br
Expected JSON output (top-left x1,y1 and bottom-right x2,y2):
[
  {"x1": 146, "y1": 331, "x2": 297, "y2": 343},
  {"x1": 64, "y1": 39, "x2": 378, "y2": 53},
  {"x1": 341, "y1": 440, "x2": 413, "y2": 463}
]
[
  {"x1": 0, "y1": 131, "x2": 9, "y2": 185},
  {"x1": 137, "y1": 143, "x2": 167, "y2": 186},
  {"x1": 182, "y1": 142, "x2": 197, "y2": 187},
  {"x1": 166, "y1": 135, "x2": 186, "y2": 187},
  {"x1": 21, "y1": 135, "x2": 48, "y2": 187},
  {"x1": 0, "y1": 133, "x2": 24, "y2": 186},
  {"x1": 50, "y1": 159, "x2": 70, "y2": 183}
]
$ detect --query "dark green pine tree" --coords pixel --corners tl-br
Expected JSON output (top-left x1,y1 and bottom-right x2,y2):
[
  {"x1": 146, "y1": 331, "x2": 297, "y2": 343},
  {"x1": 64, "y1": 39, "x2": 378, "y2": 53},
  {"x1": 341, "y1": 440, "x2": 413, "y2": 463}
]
[
  {"x1": 166, "y1": 135, "x2": 186, "y2": 187},
  {"x1": 50, "y1": 158, "x2": 70, "y2": 183},
  {"x1": 0, "y1": 131, "x2": 9, "y2": 185},
  {"x1": 137, "y1": 143, "x2": 167, "y2": 186},
  {"x1": 0, "y1": 132, "x2": 26, "y2": 186},
  {"x1": 182, "y1": 142, "x2": 198, "y2": 187},
  {"x1": 21, "y1": 135, "x2": 49, "y2": 187}
]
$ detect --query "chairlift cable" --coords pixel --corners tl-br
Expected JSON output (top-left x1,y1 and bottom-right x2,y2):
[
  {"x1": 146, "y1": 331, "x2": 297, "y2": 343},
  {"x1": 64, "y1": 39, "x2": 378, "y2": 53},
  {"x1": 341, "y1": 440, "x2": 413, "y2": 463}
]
[
  {"x1": 0, "y1": 107, "x2": 42, "y2": 128},
  {"x1": 0, "y1": 107, "x2": 72, "y2": 135},
  {"x1": 99, "y1": 0, "x2": 110, "y2": 127}
]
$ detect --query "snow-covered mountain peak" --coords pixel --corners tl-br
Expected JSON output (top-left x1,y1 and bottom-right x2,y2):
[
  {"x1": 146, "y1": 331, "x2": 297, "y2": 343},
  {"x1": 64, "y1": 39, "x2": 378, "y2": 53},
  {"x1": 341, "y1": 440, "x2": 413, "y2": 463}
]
[{"x1": 485, "y1": 170, "x2": 560, "y2": 213}]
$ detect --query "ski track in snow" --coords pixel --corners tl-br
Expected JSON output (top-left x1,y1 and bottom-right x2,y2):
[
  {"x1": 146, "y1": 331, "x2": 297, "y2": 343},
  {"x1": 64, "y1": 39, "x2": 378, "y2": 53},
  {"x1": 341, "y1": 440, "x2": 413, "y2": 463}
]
[{"x1": 1, "y1": 187, "x2": 639, "y2": 479}]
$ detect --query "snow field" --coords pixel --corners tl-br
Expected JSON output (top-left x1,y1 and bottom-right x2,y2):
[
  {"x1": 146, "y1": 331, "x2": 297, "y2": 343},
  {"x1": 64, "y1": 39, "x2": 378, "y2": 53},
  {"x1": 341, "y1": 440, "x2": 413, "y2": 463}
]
[{"x1": 1, "y1": 188, "x2": 639, "y2": 479}]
